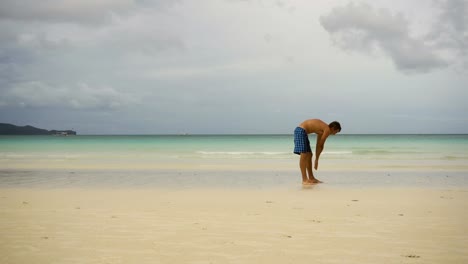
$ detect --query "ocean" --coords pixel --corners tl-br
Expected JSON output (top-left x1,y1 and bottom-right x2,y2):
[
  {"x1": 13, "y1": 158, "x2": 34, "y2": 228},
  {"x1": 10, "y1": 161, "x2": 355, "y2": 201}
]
[{"x1": 1, "y1": 134, "x2": 467, "y2": 188}]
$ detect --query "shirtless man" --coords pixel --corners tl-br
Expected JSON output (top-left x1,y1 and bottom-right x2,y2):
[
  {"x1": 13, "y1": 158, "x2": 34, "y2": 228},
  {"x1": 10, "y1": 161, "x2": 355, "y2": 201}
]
[{"x1": 293, "y1": 119, "x2": 341, "y2": 185}]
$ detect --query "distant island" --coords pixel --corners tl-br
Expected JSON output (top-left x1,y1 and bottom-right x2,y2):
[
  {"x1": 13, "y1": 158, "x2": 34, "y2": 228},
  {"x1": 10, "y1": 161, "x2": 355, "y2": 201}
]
[{"x1": 0, "y1": 123, "x2": 77, "y2": 135}]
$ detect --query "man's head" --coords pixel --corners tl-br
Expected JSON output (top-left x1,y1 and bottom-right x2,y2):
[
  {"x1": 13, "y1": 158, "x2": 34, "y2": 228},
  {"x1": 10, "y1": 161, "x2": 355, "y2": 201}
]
[{"x1": 329, "y1": 121, "x2": 341, "y2": 135}]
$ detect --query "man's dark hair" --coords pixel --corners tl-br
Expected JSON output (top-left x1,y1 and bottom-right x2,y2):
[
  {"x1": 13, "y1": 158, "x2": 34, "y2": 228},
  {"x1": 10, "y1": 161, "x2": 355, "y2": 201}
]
[{"x1": 329, "y1": 121, "x2": 341, "y2": 132}]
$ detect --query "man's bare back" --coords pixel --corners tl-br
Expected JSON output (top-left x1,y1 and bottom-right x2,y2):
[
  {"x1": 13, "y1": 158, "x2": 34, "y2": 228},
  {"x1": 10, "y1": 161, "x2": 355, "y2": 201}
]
[{"x1": 299, "y1": 119, "x2": 331, "y2": 135}]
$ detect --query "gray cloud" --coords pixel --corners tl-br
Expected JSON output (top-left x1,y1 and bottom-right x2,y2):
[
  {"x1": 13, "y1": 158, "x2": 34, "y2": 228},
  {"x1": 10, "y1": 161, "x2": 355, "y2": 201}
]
[
  {"x1": 320, "y1": 2, "x2": 455, "y2": 74},
  {"x1": 0, "y1": 81, "x2": 139, "y2": 110},
  {"x1": 0, "y1": 1, "x2": 466, "y2": 134},
  {"x1": 0, "y1": 0, "x2": 133, "y2": 25},
  {"x1": 0, "y1": 1, "x2": 184, "y2": 111},
  {"x1": 427, "y1": 0, "x2": 468, "y2": 65}
]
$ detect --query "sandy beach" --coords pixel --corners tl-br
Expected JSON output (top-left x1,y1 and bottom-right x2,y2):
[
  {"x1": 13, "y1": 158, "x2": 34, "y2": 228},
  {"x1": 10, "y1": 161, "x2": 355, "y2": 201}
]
[{"x1": 1, "y1": 186, "x2": 467, "y2": 264}]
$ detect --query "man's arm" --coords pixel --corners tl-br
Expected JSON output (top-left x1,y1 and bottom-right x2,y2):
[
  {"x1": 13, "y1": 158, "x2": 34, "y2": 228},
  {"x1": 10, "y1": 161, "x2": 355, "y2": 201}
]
[{"x1": 314, "y1": 130, "x2": 330, "y2": 170}]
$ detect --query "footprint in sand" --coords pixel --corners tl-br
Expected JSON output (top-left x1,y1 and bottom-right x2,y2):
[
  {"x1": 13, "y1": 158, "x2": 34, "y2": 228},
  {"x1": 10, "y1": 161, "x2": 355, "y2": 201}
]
[
  {"x1": 440, "y1": 196, "x2": 454, "y2": 199},
  {"x1": 404, "y1": 254, "x2": 420, "y2": 258}
]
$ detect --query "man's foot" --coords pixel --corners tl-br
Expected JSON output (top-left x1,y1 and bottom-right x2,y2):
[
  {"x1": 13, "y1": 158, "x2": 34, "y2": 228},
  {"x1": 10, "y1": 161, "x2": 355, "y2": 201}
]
[
  {"x1": 302, "y1": 181, "x2": 315, "y2": 185},
  {"x1": 308, "y1": 178, "x2": 323, "y2": 184}
]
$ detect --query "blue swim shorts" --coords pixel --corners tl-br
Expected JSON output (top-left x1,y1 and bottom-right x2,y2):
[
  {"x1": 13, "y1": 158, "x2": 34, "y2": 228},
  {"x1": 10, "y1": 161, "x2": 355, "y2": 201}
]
[{"x1": 293, "y1": 127, "x2": 312, "y2": 155}]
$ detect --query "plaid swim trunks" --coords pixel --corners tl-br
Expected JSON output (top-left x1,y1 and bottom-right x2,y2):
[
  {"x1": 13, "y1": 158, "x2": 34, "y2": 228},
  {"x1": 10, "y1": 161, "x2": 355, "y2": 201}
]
[{"x1": 293, "y1": 127, "x2": 312, "y2": 155}]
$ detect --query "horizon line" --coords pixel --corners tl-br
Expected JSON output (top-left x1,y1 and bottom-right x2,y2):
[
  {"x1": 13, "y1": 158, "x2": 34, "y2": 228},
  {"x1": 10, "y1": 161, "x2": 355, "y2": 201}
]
[{"x1": 53, "y1": 133, "x2": 468, "y2": 136}]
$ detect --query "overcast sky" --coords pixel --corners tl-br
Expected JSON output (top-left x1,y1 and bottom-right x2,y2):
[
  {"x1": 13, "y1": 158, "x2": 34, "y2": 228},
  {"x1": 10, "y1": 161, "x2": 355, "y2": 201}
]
[{"x1": 0, "y1": 0, "x2": 467, "y2": 134}]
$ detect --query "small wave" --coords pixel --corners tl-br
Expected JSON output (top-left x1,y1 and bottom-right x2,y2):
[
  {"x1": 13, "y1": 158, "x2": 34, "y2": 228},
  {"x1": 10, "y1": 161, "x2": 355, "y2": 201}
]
[
  {"x1": 0, "y1": 153, "x2": 83, "y2": 159},
  {"x1": 442, "y1": 155, "x2": 468, "y2": 160},
  {"x1": 196, "y1": 151, "x2": 288, "y2": 155},
  {"x1": 353, "y1": 150, "x2": 393, "y2": 155},
  {"x1": 325, "y1": 151, "x2": 353, "y2": 155}
]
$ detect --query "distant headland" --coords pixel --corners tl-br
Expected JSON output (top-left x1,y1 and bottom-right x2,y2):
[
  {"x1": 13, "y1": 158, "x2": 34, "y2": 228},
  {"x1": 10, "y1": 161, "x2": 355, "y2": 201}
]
[{"x1": 0, "y1": 123, "x2": 77, "y2": 135}]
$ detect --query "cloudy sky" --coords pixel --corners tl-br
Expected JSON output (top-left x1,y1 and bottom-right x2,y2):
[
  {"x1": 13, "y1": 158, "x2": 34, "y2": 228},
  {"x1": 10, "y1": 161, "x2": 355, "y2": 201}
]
[{"x1": 0, "y1": 0, "x2": 467, "y2": 134}]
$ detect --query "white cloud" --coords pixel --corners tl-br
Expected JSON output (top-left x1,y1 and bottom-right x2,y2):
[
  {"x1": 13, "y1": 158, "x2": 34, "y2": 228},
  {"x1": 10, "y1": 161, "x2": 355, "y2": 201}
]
[
  {"x1": 0, "y1": 0, "x2": 181, "y2": 25},
  {"x1": 320, "y1": 2, "x2": 453, "y2": 74},
  {"x1": 0, "y1": 82, "x2": 139, "y2": 110},
  {"x1": 144, "y1": 58, "x2": 284, "y2": 80}
]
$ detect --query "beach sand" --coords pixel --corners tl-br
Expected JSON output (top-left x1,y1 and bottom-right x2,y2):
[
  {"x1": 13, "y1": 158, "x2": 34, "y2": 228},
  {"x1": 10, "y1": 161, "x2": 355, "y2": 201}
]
[{"x1": 1, "y1": 186, "x2": 467, "y2": 264}]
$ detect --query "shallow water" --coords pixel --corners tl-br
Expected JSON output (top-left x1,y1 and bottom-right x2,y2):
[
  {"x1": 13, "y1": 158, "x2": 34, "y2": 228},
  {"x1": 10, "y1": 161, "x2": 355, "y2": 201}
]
[{"x1": 1, "y1": 134, "x2": 467, "y2": 188}]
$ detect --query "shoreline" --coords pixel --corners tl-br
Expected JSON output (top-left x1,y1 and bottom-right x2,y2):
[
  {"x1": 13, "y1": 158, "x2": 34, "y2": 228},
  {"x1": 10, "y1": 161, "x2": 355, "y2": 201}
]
[{"x1": 1, "y1": 168, "x2": 467, "y2": 190}]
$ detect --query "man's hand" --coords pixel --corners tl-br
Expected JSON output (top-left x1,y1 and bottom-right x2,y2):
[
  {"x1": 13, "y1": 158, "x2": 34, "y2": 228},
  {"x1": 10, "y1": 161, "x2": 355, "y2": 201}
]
[{"x1": 314, "y1": 158, "x2": 319, "y2": 170}]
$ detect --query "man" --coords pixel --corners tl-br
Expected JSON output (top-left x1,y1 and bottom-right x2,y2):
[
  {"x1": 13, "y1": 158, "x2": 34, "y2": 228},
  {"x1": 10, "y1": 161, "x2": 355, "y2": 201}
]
[{"x1": 293, "y1": 119, "x2": 341, "y2": 185}]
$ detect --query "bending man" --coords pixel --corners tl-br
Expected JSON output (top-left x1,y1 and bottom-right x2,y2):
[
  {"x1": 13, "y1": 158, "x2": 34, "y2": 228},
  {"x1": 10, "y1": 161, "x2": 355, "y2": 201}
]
[{"x1": 293, "y1": 119, "x2": 341, "y2": 185}]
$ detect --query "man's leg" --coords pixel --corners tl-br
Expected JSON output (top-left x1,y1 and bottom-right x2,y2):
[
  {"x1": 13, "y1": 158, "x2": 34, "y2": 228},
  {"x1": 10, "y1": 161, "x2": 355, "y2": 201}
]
[
  {"x1": 306, "y1": 153, "x2": 322, "y2": 183},
  {"x1": 299, "y1": 153, "x2": 310, "y2": 184}
]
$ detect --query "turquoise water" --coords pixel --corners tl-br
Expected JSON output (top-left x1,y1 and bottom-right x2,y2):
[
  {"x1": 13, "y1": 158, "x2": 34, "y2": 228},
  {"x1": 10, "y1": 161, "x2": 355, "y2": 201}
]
[
  {"x1": 1, "y1": 134, "x2": 467, "y2": 187},
  {"x1": 1, "y1": 134, "x2": 467, "y2": 160}
]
